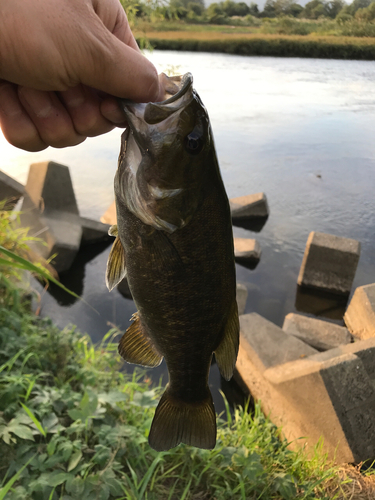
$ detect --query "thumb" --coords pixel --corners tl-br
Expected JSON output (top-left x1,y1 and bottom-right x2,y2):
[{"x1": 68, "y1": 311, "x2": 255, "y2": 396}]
[{"x1": 80, "y1": 28, "x2": 160, "y2": 103}]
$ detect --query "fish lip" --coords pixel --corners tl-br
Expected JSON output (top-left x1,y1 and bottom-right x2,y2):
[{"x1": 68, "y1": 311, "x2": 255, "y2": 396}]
[{"x1": 119, "y1": 72, "x2": 194, "y2": 127}]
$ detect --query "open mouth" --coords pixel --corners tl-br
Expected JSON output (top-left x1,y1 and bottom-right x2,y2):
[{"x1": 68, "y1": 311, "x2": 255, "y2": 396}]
[{"x1": 119, "y1": 73, "x2": 194, "y2": 130}]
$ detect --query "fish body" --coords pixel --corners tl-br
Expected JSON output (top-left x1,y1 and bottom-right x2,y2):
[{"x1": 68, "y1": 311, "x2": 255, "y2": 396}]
[{"x1": 106, "y1": 73, "x2": 239, "y2": 451}]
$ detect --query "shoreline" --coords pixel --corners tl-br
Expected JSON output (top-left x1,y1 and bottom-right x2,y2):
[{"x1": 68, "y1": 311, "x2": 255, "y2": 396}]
[{"x1": 136, "y1": 32, "x2": 375, "y2": 60}]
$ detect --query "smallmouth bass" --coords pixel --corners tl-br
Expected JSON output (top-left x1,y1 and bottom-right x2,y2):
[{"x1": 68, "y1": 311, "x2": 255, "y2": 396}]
[{"x1": 106, "y1": 73, "x2": 239, "y2": 451}]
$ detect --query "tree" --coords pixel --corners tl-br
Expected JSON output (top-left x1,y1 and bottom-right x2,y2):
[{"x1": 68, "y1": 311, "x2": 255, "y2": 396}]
[
  {"x1": 285, "y1": 1, "x2": 304, "y2": 16},
  {"x1": 355, "y1": 1, "x2": 375, "y2": 20},
  {"x1": 345, "y1": 0, "x2": 372, "y2": 15},
  {"x1": 249, "y1": 2, "x2": 259, "y2": 16},
  {"x1": 326, "y1": 0, "x2": 345, "y2": 18},
  {"x1": 301, "y1": 0, "x2": 329, "y2": 18},
  {"x1": 262, "y1": 0, "x2": 277, "y2": 17},
  {"x1": 221, "y1": 0, "x2": 250, "y2": 16}
]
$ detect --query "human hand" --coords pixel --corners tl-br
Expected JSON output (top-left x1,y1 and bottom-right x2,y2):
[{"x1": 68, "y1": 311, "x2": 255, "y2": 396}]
[{"x1": 0, "y1": 0, "x2": 161, "y2": 151}]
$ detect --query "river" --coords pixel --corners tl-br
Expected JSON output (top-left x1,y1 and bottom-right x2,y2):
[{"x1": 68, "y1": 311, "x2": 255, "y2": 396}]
[{"x1": 2, "y1": 51, "x2": 375, "y2": 411}]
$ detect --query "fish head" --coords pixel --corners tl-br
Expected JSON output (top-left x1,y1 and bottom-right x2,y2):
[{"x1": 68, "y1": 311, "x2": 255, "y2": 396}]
[{"x1": 116, "y1": 73, "x2": 213, "y2": 234}]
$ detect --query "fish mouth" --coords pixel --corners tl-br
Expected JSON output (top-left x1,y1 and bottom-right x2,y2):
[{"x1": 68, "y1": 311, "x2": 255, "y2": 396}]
[{"x1": 119, "y1": 73, "x2": 194, "y2": 131}]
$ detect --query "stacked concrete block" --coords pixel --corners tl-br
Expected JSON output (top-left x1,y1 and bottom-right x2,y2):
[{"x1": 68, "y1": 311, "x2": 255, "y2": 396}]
[
  {"x1": 0, "y1": 170, "x2": 24, "y2": 205},
  {"x1": 234, "y1": 238, "x2": 261, "y2": 265},
  {"x1": 80, "y1": 217, "x2": 111, "y2": 245},
  {"x1": 236, "y1": 283, "x2": 248, "y2": 316},
  {"x1": 101, "y1": 200, "x2": 117, "y2": 226},
  {"x1": 240, "y1": 313, "x2": 318, "y2": 371},
  {"x1": 230, "y1": 193, "x2": 269, "y2": 220},
  {"x1": 236, "y1": 312, "x2": 375, "y2": 463},
  {"x1": 344, "y1": 284, "x2": 375, "y2": 340},
  {"x1": 20, "y1": 162, "x2": 82, "y2": 273},
  {"x1": 283, "y1": 313, "x2": 352, "y2": 351},
  {"x1": 298, "y1": 232, "x2": 360, "y2": 295}
]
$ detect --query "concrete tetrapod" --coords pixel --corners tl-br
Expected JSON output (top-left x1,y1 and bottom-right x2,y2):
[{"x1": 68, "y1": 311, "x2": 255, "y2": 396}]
[
  {"x1": 297, "y1": 232, "x2": 360, "y2": 295},
  {"x1": 344, "y1": 283, "x2": 375, "y2": 340},
  {"x1": 20, "y1": 162, "x2": 82, "y2": 273},
  {"x1": 236, "y1": 313, "x2": 375, "y2": 463}
]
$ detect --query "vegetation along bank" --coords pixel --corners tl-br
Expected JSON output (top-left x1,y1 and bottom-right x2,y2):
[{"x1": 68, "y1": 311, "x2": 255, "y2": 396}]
[
  {"x1": 1, "y1": 202, "x2": 375, "y2": 496},
  {"x1": 126, "y1": 0, "x2": 375, "y2": 59}
]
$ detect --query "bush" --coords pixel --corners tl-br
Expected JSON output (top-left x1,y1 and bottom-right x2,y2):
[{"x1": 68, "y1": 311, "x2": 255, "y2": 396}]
[{"x1": 276, "y1": 17, "x2": 312, "y2": 35}]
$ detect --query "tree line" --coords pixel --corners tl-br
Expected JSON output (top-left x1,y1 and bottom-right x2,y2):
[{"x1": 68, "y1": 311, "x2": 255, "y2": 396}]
[{"x1": 134, "y1": 0, "x2": 375, "y2": 25}]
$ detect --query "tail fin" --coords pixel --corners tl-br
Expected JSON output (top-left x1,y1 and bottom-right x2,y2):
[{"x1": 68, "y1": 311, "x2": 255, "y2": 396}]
[{"x1": 148, "y1": 387, "x2": 216, "y2": 452}]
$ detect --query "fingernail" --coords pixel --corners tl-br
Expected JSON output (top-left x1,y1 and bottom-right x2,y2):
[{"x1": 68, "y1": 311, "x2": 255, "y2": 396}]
[
  {"x1": 0, "y1": 84, "x2": 22, "y2": 117},
  {"x1": 19, "y1": 88, "x2": 53, "y2": 118}
]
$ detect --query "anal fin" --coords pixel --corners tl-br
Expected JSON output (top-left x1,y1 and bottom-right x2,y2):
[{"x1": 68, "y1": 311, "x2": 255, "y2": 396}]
[
  {"x1": 214, "y1": 299, "x2": 239, "y2": 381},
  {"x1": 118, "y1": 312, "x2": 163, "y2": 368}
]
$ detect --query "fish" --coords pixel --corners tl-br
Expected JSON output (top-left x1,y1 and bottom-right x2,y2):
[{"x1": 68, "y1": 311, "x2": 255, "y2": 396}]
[{"x1": 106, "y1": 72, "x2": 239, "y2": 452}]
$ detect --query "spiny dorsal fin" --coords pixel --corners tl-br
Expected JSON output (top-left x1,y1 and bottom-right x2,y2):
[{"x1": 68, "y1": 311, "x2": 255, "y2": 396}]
[
  {"x1": 148, "y1": 385, "x2": 216, "y2": 451},
  {"x1": 118, "y1": 312, "x2": 163, "y2": 368},
  {"x1": 105, "y1": 236, "x2": 126, "y2": 291},
  {"x1": 214, "y1": 299, "x2": 240, "y2": 381}
]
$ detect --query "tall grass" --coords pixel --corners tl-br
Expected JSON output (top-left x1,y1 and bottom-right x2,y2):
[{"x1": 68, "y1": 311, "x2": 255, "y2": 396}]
[{"x1": 142, "y1": 34, "x2": 375, "y2": 59}]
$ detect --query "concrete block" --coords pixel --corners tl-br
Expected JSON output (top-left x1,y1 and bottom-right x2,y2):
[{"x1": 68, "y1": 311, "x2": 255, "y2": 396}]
[
  {"x1": 240, "y1": 313, "x2": 318, "y2": 373},
  {"x1": 283, "y1": 313, "x2": 352, "y2": 351},
  {"x1": 80, "y1": 217, "x2": 111, "y2": 245},
  {"x1": 234, "y1": 238, "x2": 261, "y2": 265},
  {"x1": 236, "y1": 318, "x2": 375, "y2": 463},
  {"x1": 236, "y1": 283, "x2": 248, "y2": 315},
  {"x1": 20, "y1": 196, "x2": 82, "y2": 273},
  {"x1": 19, "y1": 162, "x2": 82, "y2": 273},
  {"x1": 297, "y1": 232, "x2": 360, "y2": 295},
  {"x1": 26, "y1": 161, "x2": 79, "y2": 214},
  {"x1": 101, "y1": 200, "x2": 116, "y2": 225},
  {"x1": 0, "y1": 170, "x2": 24, "y2": 204},
  {"x1": 230, "y1": 193, "x2": 269, "y2": 219},
  {"x1": 344, "y1": 284, "x2": 375, "y2": 340}
]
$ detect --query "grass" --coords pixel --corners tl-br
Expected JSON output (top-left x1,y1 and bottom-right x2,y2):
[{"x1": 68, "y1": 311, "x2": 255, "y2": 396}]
[
  {"x1": 133, "y1": 19, "x2": 375, "y2": 59},
  {"x1": 1, "y1": 204, "x2": 375, "y2": 499}
]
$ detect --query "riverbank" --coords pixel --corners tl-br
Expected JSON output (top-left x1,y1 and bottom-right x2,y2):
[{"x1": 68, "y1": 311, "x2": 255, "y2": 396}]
[{"x1": 135, "y1": 30, "x2": 375, "y2": 59}]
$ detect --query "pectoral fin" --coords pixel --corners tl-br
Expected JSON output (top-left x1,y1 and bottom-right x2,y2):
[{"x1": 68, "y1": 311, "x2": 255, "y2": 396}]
[
  {"x1": 106, "y1": 231, "x2": 127, "y2": 291},
  {"x1": 118, "y1": 312, "x2": 163, "y2": 368},
  {"x1": 214, "y1": 300, "x2": 239, "y2": 381},
  {"x1": 140, "y1": 228, "x2": 185, "y2": 275}
]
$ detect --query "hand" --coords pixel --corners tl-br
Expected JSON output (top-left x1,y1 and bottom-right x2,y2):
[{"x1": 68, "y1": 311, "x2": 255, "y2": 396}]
[{"x1": 0, "y1": 0, "x2": 160, "y2": 151}]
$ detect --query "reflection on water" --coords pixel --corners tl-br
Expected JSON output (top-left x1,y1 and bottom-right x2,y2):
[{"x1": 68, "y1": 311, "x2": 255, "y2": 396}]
[{"x1": 3, "y1": 51, "x2": 375, "y2": 408}]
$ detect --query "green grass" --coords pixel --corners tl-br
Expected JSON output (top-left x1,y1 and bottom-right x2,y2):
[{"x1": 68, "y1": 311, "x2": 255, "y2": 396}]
[
  {"x1": 0, "y1": 202, "x2": 369, "y2": 499},
  {"x1": 0, "y1": 299, "x2": 339, "y2": 500},
  {"x1": 133, "y1": 18, "x2": 375, "y2": 59}
]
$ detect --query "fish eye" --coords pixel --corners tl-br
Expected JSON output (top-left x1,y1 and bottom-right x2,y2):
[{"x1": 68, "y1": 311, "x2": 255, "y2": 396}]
[{"x1": 184, "y1": 130, "x2": 204, "y2": 156}]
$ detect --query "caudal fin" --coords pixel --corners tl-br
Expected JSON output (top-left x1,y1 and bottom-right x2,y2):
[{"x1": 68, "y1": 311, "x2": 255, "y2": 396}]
[{"x1": 148, "y1": 387, "x2": 216, "y2": 452}]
